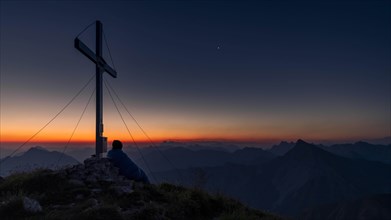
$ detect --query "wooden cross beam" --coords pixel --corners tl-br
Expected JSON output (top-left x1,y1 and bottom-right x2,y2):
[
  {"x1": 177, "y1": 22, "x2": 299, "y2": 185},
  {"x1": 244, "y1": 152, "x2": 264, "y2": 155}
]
[{"x1": 74, "y1": 20, "x2": 117, "y2": 158}]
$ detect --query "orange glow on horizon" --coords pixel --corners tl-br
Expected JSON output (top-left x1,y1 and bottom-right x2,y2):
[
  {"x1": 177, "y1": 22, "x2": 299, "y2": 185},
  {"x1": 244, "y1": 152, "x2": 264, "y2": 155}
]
[
  {"x1": 1, "y1": 134, "x2": 284, "y2": 144},
  {"x1": 2, "y1": 101, "x2": 388, "y2": 146},
  {"x1": 1, "y1": 126, "x2": 293, "y2": 145},
  {"x1": 1, "y1": 131, "x2": 374, "y2": 146}
]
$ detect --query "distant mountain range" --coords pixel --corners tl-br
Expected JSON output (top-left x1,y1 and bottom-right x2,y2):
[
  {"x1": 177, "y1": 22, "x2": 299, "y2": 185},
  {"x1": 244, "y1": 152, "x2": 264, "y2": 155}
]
[
  {"x1": 1, "y1": 140, "x2": 390, "y2": 219},
  {"x1": 321, "y1": 141, "x2": 391, "y2": 164},
  {"x1": 154, "y1": 140, "x2": 391, "y2": 218},
  {"x1": 157, "y1": 141, "x2": 242, "y2": 152},
  {"x1": 268, "y1": 141, "x2": 296, "y2": 156},
  {"x1": 269, "y1": 140, "x2": 391, "y2": 164},
  {"x1": 263, "y1": 140, "x2": 390, "y2": 215},
  {"x1": 130, "y1": 146, "x2": 275, "y2": 172},
  {"x1": 0, "y1": 147, "x2": 79, "y2": 176}
]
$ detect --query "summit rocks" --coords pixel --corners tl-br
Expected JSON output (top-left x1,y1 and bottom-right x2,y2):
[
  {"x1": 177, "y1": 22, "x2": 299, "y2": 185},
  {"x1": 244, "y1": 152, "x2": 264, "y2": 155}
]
[{"x1": 59, "y1": 157, "x2": 133, "y2": 196}]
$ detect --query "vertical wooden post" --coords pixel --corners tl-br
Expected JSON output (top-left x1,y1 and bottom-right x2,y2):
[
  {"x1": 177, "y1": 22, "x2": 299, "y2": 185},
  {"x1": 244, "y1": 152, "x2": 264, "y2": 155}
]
[
  {"x1": 96, "y1": 20, "x2": 103, "y2": 158},
  {"x1": 74, "y1": 20, "x2": 117, "y2": 158}
]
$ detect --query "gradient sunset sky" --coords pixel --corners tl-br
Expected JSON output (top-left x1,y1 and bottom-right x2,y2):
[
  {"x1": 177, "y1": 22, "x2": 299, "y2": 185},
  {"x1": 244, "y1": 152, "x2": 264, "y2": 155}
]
[{"x1": 0, "y1": 0, "x2": 390, "y2": 146}]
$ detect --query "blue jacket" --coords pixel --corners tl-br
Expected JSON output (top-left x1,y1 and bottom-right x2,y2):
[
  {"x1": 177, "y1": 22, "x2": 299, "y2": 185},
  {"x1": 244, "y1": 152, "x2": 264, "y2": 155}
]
[{"x1": 107, "y1": 149, "x2": 150, "y2": 183}]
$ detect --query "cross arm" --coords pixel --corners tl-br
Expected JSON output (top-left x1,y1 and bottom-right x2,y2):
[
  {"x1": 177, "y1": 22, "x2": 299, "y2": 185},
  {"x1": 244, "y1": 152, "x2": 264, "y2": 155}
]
[
  {"x1": 75, "y1": 37, "x2": 117, "y2": 78},
  {"x1": 75, "y1": 38, "x2": 97, "y2": 63},
  {"x1": 103, "y1": 62, "x2": 117, "y2": 78}
]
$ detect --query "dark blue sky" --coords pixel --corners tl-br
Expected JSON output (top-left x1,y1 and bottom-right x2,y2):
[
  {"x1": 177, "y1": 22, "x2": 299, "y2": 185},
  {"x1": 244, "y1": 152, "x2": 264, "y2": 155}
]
[{"x1": 1, "y1": 0, "x2": 390, "y2": 143}]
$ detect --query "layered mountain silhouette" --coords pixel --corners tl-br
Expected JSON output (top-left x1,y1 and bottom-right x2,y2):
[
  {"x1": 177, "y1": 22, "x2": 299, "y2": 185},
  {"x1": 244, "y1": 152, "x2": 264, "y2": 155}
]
[
  {"x1": 155, "y1": 140, "x2": 391, "y2": 217},
  {"x1": 2, "y1": 140, "x2": 390, "y2": 218},
  {"x1": 262, "y1": 140, "x2": 390, "y2": 215},
  {"x1": 130, "y1": 146, "x2": 275, "y2": 172},
  {"x1": 268, "y1": 140, "x2": 391, "y2": 164},
  {"x1": 321, "y1": 141, "x2": 391, "y2": 164},
  {"x1": 158, "y1": 141, "x2": 241, "y2": 152},
  {"x1": 0, "y1": 147, "x2": 79, "y2": 176},
  {"x1": 268, "y1": 141, "x2": 295, "y2": 156}
]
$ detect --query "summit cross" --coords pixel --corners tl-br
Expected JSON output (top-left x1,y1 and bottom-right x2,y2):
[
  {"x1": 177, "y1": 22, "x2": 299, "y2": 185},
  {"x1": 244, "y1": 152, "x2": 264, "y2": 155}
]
[{"x1": 74, "y1": 20, "x2": 117, "y2": 158}]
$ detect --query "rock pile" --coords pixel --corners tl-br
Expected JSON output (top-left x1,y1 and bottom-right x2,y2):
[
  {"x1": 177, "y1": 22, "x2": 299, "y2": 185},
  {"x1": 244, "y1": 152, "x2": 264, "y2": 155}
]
[
  {"x1": 23, "y1": 196, "x2": 42, "y2": 213},
  {"x1": 59, "y1": 157, "x2": 134, "y2": 196}
]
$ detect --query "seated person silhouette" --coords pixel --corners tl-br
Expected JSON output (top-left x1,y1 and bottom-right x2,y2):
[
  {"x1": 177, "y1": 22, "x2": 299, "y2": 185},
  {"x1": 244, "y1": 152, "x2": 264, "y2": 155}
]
[{"x1": 107, "y1": 140, "x2": 150, "y2": 184}]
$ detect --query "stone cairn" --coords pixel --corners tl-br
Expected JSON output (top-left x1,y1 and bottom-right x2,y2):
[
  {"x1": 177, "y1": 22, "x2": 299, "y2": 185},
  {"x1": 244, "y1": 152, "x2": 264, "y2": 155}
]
[
  {"x1": 1, "y1": 158, "x2": 137, "y2": 214},
  {"x1": 59, "y1": 157, "x2": 134, "y2": 196}
]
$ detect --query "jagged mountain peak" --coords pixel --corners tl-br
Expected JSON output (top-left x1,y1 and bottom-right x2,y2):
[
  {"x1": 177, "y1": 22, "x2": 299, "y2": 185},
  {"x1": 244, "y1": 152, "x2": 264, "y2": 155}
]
[
  {"x1": 283, "y1": 139, "x2": 337, "y2": 162},
  {"x1": 287, "y1": 139, "x2": 320, "y2": 153},
  {"x1": 268, "y1": 141, "x2": 295, "y2": 156},
  {"x1": 26, "y1": 146, "x2": 49, "y2": 153},
  {"x1": 296, "y1": 139, "x2": 307, "y2": 144},
  {"x1": 22, "y1": 147, "x2": 62, "y2": 158}
]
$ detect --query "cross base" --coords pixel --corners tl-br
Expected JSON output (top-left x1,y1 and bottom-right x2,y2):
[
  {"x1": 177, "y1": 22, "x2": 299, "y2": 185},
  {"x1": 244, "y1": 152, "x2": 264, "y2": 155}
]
[{"x1": 96, "y1": 136, "x2": 108, "y2": 158}]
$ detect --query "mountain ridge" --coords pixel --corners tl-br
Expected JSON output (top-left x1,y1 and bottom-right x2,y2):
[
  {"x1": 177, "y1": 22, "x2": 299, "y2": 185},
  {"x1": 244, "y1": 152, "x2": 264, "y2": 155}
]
[
  {"x1": 154, "y1": 139, "x2": 391, "y2": 217},
  {"x1": 0, "y1": 147, "x2": 79, "y2": 177},
  {"x1": 261, "y1": 140, "x2": 391, "y2": 215}
]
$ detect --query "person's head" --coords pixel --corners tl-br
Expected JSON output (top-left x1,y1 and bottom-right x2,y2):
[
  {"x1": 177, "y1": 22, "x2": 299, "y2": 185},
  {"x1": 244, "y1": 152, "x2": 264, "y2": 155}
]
[{"x1": 112, "y1": 140, "x2": 123, "y2": 150}]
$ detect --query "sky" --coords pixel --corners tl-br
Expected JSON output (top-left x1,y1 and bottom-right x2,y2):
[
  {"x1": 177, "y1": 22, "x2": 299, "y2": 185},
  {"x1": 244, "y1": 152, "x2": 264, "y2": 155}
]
[{"x1": 0, "y1": 0, "x2": 390, "y2": 148}]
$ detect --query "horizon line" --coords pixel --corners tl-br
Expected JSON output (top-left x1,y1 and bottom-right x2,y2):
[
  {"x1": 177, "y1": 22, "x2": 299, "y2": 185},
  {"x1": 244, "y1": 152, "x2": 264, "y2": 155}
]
[{"x1": 1, "y1": 136, "x2": 389, "y2": 146}]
